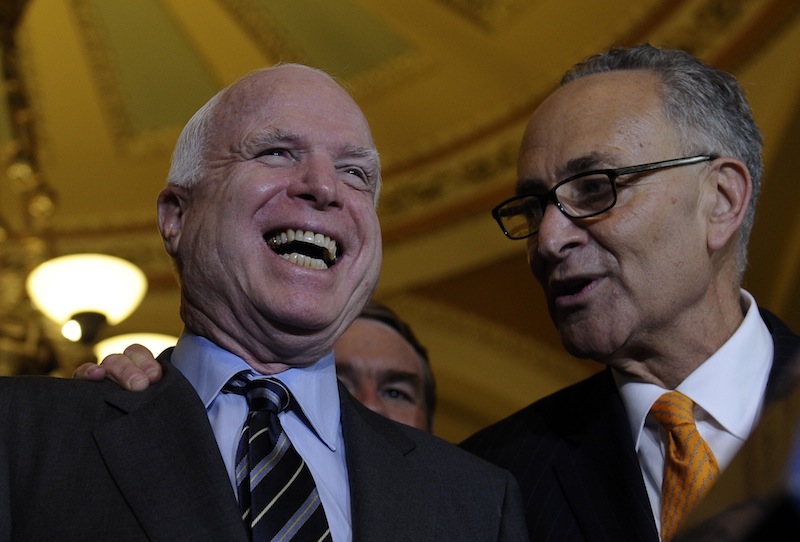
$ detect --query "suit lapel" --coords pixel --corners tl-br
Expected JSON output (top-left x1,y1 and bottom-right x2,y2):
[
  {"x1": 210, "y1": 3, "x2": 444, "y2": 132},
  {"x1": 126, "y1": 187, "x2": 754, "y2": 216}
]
[
  {"x1": 339, "y1": 386, "x2": 435, "y2": 541},
  {"x1": 552, "y1": 370, "x2": 659, "y2": 541},
  {"x1": 94, "y1": 362, "x2": 248, "y2": 542},
  {"x1": 761, "y1": 308, "x2": 800, "y2": 402}
]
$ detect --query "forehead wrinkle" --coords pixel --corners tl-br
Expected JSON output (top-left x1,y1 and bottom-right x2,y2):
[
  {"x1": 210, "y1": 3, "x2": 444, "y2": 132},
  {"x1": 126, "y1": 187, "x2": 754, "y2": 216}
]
[
  {"x1": 247, "y1": 128, "x2": 300, "y2": 148},
  {"x1": 249, "y1": 128, "x2": 378, "y2": 165}
]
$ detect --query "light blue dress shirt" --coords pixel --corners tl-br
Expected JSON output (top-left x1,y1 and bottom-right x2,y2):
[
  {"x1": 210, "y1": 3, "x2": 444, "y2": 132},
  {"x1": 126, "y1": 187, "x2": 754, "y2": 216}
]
[{"x1": 170, "y1": 332, "x2": 351, "y2": 541}]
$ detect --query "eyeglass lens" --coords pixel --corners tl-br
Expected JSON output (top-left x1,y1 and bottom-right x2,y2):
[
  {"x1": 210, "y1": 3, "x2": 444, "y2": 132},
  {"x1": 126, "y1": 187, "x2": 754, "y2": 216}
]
[{"x1": 498, "y1": 173, "x2": 616, "y2": 238}]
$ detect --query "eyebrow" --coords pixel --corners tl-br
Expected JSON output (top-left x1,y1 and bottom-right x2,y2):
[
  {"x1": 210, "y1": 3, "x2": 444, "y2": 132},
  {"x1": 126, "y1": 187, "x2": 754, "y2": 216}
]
[
  {"x1": 336, "y1": 364, "x2": 421, "y2": 389},
  {"x1": 250, "y1": 130, "x2": 379, "y2": 166},
  {"x1": 246, "y1": 128, "x2": 299, "y2": 149},
  {"x1": 344, "y1": 144, "x2": 379, "y2": 163},
  {"x1": 516, "y1": 151, "x2": 616, "y2": 195},
  {"x1": 563, "y1": 152, "x2": 614, "y2": 176},
  {"x1": 378, "y1": 369, "x2": 423, "y2": 387},
  {"x1": 343, "y1": 144, "x2": 381, "y2": 177}
]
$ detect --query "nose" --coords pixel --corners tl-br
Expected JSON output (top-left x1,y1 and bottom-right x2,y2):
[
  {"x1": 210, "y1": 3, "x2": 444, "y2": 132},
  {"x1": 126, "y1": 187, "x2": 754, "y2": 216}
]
[
  {"x1": 531, "y1": 202, "x2": 585, "y2": 263},
  {"x1": 290, "y1": 154, "x2": 341, "y2": 210}
]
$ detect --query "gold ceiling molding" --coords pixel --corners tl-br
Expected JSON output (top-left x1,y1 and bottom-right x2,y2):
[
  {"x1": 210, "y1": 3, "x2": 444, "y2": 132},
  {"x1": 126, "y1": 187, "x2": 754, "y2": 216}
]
[
  {"x1": 53, "y1": 205, "x2": 155, "y2": 234},
  {"x1": 709, "y1": 0, "x2": 800, "y2": 71},
  {"x1": 648, "y1": 0, "x2": 798, "y2": 63},
  {"x1": 435, "y1": 0, "x2": 534, "y2": 30},
  {"x1": 378, "y1": 130, "x2": 520, "y2": 238},
  {"x1": 217, "y1": 0, "x2": 435, "y2": 104},
  {"x1": 68, "y1": 0, "x2": 134, "y2": 153},
  {"x1": 345, "y1": 49, "x2": 433, "y2": 105},
  {"x1": 64, "y1": 0, "x2": 219, "y2": 158},
  {"x1": 215, "y1": 0, "x2": 301, "y2": 63}
]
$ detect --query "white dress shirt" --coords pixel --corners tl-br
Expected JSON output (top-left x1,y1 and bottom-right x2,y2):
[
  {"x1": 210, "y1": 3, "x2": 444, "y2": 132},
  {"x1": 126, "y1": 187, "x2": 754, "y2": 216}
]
[
  {"x1": 171, "y1": 332, "x2": 351, "y2": 542},
  {"x1": 614, "y1": 289, "x2": 774, "y2": 539}
]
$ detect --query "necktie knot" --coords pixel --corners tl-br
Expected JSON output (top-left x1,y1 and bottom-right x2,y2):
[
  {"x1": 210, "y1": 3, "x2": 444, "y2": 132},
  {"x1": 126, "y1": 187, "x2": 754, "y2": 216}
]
[
  {"x1": 223, "y1": 372, "x2": 291, "y2": 414},
  {"x1": 651, "y1": 390, "x2": 694, "y2": 430}
]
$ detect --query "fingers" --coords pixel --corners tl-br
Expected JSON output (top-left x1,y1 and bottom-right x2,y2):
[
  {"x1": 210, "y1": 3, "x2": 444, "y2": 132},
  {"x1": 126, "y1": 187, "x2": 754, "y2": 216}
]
[
  {"x1": 73, "y1": 363, "x2": 107, "y2": 381},
  {"x1": 99, "y1": 344, "x2": 163, "y2": 392}
]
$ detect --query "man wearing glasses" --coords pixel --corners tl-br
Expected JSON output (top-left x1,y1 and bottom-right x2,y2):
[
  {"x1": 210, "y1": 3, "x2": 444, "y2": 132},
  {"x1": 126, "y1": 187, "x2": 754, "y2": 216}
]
[{"x1": 461, "y1": 44, "x2": 800, "y2": 541}]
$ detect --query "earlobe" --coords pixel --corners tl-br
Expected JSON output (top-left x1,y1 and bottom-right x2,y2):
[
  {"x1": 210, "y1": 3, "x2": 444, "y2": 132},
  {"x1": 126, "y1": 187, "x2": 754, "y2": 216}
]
[
  {"x1": 157, "y1": 185, "x2": 189, "y2": 256},
  {"x1": 707, "y1": 158, "x2": 751, "y2": 251}
]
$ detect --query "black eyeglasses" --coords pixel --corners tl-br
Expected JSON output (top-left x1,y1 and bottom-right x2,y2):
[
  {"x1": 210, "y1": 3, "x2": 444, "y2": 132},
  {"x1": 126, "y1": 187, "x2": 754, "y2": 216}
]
[{"x1": 492, "y1": 154, "x2": 717, "y2": 240}]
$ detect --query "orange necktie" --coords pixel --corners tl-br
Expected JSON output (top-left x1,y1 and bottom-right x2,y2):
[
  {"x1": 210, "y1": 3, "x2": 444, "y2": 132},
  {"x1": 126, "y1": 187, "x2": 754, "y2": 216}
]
[{"x1": 650, "y1": 391, "x2": 720, "y2": 541}]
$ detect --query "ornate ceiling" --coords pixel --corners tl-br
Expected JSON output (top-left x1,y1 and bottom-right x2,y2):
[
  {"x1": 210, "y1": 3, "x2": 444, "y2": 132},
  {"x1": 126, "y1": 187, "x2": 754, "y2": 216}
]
[{"x1": 1, "y1": 0, "x2": 799, "y2": 441}]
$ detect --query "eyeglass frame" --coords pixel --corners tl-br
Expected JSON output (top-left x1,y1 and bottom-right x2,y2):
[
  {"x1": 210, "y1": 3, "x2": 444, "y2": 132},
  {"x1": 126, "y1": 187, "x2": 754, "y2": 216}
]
[{"x1": 491, "y1": 154, "x2": 718, "y2": 240}]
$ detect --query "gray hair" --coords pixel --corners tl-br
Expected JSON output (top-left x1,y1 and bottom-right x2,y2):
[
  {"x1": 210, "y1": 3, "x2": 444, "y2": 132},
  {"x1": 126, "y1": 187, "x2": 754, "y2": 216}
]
[
  {"x1": 166, "y1": 90, "x2": 224, "y2": 189},
  {"x1": 561, "y1": 44, "x2": 763, "y2": 277}
]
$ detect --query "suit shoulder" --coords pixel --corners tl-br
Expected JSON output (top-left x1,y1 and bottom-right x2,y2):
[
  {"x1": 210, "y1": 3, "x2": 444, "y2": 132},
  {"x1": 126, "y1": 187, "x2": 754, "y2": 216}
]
[
  {"x1": 0, "y1": 365, "x2": 196, "y2": 425},
  {"x1": 460, "y1": 369, "x2": 612, "y2": 455},
  {"x1": 341, "y1": 387, "x2": 515, "y2": 484},
  {"x1": 0, "y1": 374, "x2": 111, "y2": 405},
  {"x1": 405, "y1": 422, "x2": 519, "y2": 478}
]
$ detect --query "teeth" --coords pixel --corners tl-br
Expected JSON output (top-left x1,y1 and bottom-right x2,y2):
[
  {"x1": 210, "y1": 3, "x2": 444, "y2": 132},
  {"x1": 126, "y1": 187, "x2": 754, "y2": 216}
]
[
  {"x1": 281, "y1": 252, "x2": 328, "y2": 269},
  {"x1": 267, "y1": 229, "x2": 338, "y2": 269}
]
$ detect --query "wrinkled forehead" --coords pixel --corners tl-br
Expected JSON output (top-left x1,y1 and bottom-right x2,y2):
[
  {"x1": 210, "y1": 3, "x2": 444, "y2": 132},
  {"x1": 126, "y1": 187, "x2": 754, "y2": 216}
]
[
  {"x1": 518, "y1": 71, "x2": 677, "y2": 177},
  {"x1": 215, "y1": 66, "x2": 375, "y2": 145}
]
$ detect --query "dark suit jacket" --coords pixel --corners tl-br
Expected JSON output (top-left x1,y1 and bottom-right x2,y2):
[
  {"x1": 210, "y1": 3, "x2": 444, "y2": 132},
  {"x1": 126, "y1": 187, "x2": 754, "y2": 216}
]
[
  {"x1": 460, "y1": 309, "x2": 800, "y2": 542},
  {"x1": 0, "y1": 354, "x2": 528, "y2": 541}
]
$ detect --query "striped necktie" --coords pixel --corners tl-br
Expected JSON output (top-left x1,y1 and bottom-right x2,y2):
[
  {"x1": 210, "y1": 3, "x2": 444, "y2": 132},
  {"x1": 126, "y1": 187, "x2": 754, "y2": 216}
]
[
  {"x1": 223, "y1": 372, "x2": 331, "y2": 541},
  {"x1": 650, "y1": 391, "x2": 720, "y2": 542}
]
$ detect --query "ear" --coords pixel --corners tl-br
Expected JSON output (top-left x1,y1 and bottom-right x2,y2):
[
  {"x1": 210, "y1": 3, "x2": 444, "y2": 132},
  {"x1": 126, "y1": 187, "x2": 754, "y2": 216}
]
[
  {"x1": 157, "y1": 185, "x2": 190, "y2": 257},
  {"x1": 705, "y1": 157, "x2": 751, "y2": 252}
]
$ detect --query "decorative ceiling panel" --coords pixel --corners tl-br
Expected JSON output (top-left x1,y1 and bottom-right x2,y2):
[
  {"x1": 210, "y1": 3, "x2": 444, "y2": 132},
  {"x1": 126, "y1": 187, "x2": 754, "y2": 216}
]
[{"x1": 73, "y1": 0, "x2": 218, "y2": 143}]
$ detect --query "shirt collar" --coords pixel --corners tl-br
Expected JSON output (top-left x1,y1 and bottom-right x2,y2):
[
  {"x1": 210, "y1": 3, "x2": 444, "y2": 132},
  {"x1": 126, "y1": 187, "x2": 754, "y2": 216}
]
[
  {"x1": 615, "y1": 289, "x2": 774, "y2": 449},
  {"x1": 171, "y1": 331, "x2": 341, "y2": 451}
]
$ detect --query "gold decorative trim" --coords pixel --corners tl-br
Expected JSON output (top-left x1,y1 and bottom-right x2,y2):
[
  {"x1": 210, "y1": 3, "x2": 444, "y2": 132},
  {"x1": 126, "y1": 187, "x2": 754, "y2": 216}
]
[
  {"x1": 652, "y1": 0, "x2": 767, "y2": 57},
  {"x1": 346, "y1": 50, "x2": 433, "y2": 104},
  {"x1": 66, "y1": 0, "x2": 192, "y2": 157},
  {"x1": 216, "y1": 0, "x2": 434, "y2": 103},
  {"x1": 68, "y1": 0, "x2": 136, "y2": 152},
  {"x1": 435, "y1": 0, "x2": 535, "y2": 30},
  {"x1": 215, "y1": 0, "x2": 304, "y2": 63},
  {"x1": 378, "y1": 132, "x2": 520, "y2": 226}
]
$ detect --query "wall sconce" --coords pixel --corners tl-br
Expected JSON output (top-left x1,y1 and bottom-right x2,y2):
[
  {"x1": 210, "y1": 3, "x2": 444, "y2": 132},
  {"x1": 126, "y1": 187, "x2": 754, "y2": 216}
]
[{"x1": 26, "y1": 253, "x2": 148, "y2": 343}]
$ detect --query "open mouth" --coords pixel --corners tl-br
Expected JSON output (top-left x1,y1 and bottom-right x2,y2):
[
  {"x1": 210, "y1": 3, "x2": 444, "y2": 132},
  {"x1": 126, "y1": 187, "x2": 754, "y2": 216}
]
[
  {"x1": 265, "y1": 229, "x2": 339, "y2": 269},
  {"x1": 552, "y1": 277, "x2": 593, "y2": 299}
]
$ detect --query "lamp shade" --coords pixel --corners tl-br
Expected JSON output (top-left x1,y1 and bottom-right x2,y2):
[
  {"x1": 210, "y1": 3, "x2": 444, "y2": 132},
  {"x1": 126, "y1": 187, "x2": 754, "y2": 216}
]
[
  {"x1": 94, "y1": 333, "x2": 178, "y2": 362},
  {"x1": 26, "y1": 253, "x2": 148, "y2": 325}
]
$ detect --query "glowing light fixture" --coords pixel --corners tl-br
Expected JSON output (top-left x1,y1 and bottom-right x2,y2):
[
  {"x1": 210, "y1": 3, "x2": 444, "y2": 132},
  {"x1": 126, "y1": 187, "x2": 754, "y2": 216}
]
[
  {"x1": 26, "y1": 254, "x2": 148, "y2": 343},
  {"x1": 94, "y1": 333, "x2": 178, "y2": 362}
]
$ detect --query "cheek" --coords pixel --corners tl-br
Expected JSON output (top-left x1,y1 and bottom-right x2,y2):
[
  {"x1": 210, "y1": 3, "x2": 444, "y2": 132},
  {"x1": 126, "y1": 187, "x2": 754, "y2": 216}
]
[
  {"x1": 353, "y1": 211, "x2": 383, "y2": 280},
  {"x1": 526, "y1": 240, "x2": 546, "y2": 284}
]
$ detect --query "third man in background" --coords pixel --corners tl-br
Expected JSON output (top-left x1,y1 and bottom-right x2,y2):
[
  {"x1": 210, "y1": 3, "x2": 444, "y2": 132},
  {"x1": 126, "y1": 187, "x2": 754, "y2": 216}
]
[{"x1": 335, "y1": 300, "x2": 436, "y2": 433}]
